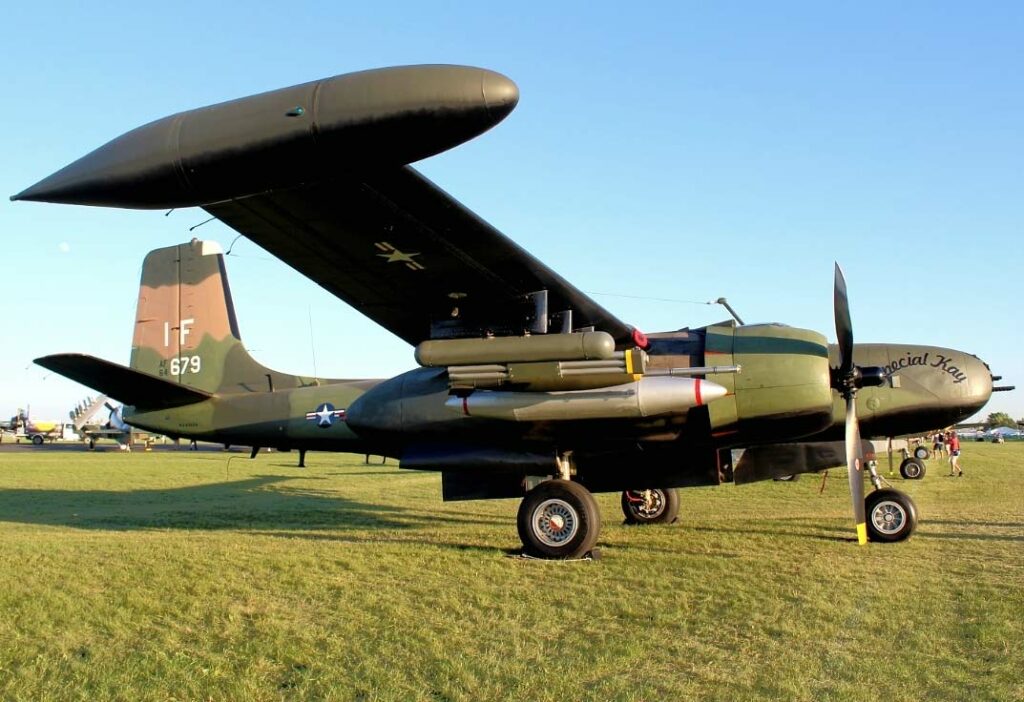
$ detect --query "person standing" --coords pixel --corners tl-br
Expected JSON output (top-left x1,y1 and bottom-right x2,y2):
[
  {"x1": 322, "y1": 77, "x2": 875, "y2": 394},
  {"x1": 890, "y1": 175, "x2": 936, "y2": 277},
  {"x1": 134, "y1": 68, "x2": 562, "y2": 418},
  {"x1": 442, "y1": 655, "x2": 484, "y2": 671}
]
[
  {"x1": 947, "y1": 431, "x2": 963, "y2": 476},
  {"x1": 933, "y1": 431, "x2": 945, "y2": 459}
]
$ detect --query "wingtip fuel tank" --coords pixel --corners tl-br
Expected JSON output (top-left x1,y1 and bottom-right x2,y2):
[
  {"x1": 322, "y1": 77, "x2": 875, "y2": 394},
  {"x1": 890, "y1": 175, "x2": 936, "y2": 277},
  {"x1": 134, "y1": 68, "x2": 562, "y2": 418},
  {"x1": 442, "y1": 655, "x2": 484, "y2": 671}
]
[{"x1": 12, "y1": 64, "x2": 519, "y2": 209}]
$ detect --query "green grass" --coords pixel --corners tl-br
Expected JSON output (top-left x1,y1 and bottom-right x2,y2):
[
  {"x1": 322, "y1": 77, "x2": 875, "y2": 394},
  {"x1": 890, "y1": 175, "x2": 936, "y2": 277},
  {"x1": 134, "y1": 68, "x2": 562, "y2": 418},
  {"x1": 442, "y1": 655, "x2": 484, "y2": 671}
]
[{"x1": 0, "y1": 443, "x2": 1021, "y2": 701}]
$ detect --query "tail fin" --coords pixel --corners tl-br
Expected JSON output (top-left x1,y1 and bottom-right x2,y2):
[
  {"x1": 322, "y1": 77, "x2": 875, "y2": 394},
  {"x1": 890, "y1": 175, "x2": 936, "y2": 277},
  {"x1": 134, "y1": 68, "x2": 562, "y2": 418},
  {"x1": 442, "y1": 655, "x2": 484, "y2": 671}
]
[{"x1": 131, "y1": 239, "x2": 314, "y2": 394}]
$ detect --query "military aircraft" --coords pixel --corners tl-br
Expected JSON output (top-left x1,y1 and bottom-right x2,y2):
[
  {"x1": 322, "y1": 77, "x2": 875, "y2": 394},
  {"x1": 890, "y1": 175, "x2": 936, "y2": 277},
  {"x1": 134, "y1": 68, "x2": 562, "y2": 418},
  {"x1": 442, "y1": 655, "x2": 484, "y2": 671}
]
[
  {"x1": 70, "y1": 396, "x2": 143, "y2": 450},
  {"x1": 13, "y1": 65, "x2": 998, "y2": 558},
  {"x1": 4, "y1": 408, "x2": 75, "y2": 445}
]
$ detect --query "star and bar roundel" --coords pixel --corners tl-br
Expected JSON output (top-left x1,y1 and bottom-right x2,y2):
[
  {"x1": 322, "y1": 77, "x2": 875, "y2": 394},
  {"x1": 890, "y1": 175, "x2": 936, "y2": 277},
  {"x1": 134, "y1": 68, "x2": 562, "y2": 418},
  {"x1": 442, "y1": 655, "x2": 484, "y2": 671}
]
[{"x1": 305, "y1": 402, "x2": 346, "y2": 428}]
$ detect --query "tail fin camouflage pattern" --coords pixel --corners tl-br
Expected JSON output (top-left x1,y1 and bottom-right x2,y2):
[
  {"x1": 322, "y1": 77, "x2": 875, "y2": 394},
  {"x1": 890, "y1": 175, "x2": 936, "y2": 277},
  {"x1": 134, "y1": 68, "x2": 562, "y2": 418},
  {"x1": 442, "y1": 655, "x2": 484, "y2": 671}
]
[{"x1": 131, "y1": 239, "x2": 317, "y2": 394}]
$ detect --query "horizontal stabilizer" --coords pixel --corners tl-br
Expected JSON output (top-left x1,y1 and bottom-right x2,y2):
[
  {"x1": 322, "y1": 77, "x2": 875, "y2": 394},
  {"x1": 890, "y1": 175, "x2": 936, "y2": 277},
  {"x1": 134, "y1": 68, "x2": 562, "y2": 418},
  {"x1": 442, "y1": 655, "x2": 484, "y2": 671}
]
[{"x1": 35, "y1": 354, "x2": 213, "y2": 409}]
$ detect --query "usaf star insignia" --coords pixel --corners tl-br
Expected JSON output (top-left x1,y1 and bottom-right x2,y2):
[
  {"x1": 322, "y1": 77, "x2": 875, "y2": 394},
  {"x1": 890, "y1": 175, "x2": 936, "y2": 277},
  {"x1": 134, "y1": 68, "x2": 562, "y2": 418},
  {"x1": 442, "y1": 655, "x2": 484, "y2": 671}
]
[
  {"x1": 374, "y1": 241, "x2": 425, "y2": 271},
  {"x1": 305, "y1": 402, "x2": 346, "y2": 428}
]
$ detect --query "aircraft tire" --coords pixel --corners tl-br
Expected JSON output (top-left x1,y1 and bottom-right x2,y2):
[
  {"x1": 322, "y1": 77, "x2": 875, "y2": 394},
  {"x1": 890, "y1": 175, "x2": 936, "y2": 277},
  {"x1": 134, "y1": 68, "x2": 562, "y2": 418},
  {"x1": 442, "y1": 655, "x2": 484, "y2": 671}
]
[
  {"x1": 899, "y1": 457, "x2": 926, "y2": 480},
  {"x1": 31, "y1": 435, "x2": 44, "y2": 446},
  {"x1": 518, "y1": 480, "x2": 600, "y2": 559},
  {"x1": 865, "y1": 489, "x2": 918, "y2": 543},
  {"x1": 620, "y1": 488, "x2": 679, "y2": 525},
  {"x1": 913, "y1": 446, "x2": 930, "y2": 460}
]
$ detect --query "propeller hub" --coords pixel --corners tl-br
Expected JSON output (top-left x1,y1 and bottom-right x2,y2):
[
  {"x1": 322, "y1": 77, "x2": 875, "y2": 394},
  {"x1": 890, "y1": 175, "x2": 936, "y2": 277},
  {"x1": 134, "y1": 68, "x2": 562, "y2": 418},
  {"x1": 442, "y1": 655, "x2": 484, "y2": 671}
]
[
  {"x1": 831, "y1": 365, "x2": 888, "y2": 394},
  {"x1": 857, "y1": 366, "x2": 888, "y2": 388}
]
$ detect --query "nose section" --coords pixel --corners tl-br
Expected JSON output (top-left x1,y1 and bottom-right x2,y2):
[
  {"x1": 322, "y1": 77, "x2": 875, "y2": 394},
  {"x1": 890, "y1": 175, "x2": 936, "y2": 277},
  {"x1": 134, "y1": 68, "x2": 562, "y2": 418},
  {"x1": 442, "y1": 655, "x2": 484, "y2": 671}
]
[
  {"x1": 893, "y1": 347, "x2": 993, "y2": 421},
  {"x1": 848, "y1": 344, "x2": 996, "y2": 436},
  {"x1": 956, "y1": 352, "x2": 994, "y2": 414}
]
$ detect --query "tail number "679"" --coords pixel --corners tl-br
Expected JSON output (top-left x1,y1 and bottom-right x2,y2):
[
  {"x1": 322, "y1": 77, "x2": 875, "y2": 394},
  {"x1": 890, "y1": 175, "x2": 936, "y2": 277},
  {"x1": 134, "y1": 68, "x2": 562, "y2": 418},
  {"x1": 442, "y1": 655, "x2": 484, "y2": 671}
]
[{"x1": 169, "y1": 356, "x2": 202, "y2": 375}]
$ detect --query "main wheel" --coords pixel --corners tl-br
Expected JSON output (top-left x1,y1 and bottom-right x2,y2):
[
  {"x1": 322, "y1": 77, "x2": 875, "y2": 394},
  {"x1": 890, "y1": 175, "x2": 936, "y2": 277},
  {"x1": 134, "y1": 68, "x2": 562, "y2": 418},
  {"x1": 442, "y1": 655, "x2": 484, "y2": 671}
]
[
  {"x1": 913, "y1": 446, "x2": 930, "y2": 460},
  {"x1": 865, "y1": 489, "x2": 918, "y2": 542},
  {"x1": 517, "y1": 480, "x2": 601, "y2": 559},
  {"x1": 621, "y1": 488, "x2": 680, "y2": 525},
  {"x1": 899, "y1": 457, "x2": 926, "y2": 480}
]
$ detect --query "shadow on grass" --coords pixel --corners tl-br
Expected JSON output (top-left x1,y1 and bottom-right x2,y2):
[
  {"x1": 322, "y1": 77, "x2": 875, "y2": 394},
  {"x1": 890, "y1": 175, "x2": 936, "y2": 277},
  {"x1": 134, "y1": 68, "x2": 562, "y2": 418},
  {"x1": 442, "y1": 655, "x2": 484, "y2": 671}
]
[
  {"x1": 917, "y1": 531, "x2": 1024, "y2": 543},
  {"x1": 688, "y1": 522, "x2": 852, "y2": 542},
  {"x1": 323, "y1": 470, "x2": 407, "y2": 477},
  {"x1": 248, "y1": 529, "x2": 503, "y2": 554},
  {"x1": 0, "y1": 475, "x2": 421, "y2": 532},
  {"x1": 926, "y1": 520, "x2": 1024, "y2": 529}
]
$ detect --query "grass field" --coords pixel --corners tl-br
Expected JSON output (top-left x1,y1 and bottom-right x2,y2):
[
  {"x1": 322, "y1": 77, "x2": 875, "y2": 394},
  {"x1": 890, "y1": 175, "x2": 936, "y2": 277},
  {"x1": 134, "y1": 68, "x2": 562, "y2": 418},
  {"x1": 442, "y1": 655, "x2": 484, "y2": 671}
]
[{"x1": 0, "y1": 442, "x2": 1021, "y2": 701}]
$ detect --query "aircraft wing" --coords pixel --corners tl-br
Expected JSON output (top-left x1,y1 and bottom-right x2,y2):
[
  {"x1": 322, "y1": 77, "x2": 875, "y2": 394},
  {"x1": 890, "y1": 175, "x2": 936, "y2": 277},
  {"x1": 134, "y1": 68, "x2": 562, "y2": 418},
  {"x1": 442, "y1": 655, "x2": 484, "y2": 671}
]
[{"x1": 204, "y1": 166, "x2": 633, "y2": 346}]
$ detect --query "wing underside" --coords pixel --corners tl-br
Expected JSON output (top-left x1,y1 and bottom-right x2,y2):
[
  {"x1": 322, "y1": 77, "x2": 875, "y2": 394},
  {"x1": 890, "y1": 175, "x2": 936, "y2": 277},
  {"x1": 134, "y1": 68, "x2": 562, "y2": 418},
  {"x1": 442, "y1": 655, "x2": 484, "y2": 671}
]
[{"x1": 204, "y1": 166, "x2": 631, "y2": 346}]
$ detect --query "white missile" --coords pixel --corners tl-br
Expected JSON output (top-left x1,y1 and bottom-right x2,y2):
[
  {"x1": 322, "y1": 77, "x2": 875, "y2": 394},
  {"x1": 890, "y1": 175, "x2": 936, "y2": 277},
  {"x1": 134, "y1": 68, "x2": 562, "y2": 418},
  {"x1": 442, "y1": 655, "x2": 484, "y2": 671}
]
[{"x1": 446, "y1": 376, "x2": 727, "y2": 422}]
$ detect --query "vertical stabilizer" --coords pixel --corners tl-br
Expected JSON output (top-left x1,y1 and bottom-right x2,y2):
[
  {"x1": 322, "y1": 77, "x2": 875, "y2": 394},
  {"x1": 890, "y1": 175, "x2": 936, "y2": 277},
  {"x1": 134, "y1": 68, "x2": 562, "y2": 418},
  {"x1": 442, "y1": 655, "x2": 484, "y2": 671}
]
[{"x1": 131, "y1": 239, "x2": 311, "y2": 394}]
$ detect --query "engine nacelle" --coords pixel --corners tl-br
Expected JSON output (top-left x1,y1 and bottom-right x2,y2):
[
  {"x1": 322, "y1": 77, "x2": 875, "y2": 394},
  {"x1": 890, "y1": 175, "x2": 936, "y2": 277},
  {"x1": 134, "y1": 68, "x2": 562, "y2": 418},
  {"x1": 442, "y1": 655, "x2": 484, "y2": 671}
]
[{"x1": 647, "y1": 322, "x2": 834, "y2": 445}]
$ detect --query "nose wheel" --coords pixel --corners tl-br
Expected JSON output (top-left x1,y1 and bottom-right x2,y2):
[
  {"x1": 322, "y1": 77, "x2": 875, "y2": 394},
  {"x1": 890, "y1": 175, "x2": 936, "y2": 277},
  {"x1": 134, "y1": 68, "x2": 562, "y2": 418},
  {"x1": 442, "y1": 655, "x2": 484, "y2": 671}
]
[
  {"x1": 517, "y1": 480, "x2": 601, "y2": 559},
  {"x1": 865, "y1": 488, "x2": 918, "y2": 542}
]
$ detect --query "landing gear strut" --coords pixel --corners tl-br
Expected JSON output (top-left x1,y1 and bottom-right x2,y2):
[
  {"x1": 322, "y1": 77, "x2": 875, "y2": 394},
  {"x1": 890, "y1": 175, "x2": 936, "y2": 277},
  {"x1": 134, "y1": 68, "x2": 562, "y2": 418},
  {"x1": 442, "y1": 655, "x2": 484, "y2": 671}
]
[{"x1": 517, "y1": 479, "x2": 600, "y2": 559}]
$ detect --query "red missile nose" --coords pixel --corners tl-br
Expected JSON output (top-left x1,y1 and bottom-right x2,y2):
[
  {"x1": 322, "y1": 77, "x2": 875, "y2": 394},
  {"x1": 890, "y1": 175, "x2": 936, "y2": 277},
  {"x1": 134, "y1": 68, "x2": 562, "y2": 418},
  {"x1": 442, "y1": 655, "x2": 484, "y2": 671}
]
[{"x1": 631, "y1": 328, "x2": 650, "y2": 350}]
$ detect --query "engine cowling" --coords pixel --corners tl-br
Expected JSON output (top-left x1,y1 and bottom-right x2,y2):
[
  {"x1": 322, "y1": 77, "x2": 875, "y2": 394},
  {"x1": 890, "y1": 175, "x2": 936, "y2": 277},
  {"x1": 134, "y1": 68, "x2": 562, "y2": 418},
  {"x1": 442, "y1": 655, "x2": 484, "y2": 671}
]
[{"x1": 645, "y1": 323, "x2": 834, "y2": 445}]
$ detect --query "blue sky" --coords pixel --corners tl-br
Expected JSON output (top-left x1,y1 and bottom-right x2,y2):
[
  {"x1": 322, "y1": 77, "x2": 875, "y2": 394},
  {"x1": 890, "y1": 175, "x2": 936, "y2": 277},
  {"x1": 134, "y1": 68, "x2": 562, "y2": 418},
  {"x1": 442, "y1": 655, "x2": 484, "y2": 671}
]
[{"x1": 2, "y1": 1, "x2": 1021, "y2": 422}]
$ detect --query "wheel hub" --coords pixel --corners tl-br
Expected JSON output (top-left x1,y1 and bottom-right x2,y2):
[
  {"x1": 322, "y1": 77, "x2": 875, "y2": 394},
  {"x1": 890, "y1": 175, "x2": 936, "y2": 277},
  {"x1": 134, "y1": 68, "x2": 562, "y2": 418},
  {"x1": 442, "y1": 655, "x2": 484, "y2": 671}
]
[
  {"x1": 533, "y1": 499, "x2": 579, "y2": 546},
  {"x1": 627, "y1": 489, "x2": 665, "y2": 519},
  {"x1": 871, "y1": 500, "x2": 906, "y2": 534}
]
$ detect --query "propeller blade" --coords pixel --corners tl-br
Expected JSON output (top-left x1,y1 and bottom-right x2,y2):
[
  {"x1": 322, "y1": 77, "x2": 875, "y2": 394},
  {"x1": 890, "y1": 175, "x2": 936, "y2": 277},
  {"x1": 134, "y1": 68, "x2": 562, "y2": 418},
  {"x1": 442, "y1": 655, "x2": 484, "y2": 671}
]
[
  {"x1": 104, "y1": 402, "x2": 116, "y2": 412},
  {"x1": 834, "y1": 263, "x2": 854, "y2": 379},
  {"x1": 845, "y1": 396, "x2": 868, "y2": 545}
]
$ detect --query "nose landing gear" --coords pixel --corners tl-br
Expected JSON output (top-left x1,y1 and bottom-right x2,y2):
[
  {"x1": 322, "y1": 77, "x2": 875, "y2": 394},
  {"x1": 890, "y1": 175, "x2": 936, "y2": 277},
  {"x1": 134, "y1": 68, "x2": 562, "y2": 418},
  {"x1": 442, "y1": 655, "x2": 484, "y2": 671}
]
[{"x1": 863, "y1": 460, "x2": 918, "y2": 542}]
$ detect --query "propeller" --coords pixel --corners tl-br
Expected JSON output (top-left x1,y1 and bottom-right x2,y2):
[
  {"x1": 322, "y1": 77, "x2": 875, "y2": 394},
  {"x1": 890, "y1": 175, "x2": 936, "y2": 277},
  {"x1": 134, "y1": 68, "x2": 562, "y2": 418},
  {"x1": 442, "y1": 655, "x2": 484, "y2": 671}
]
[
  {"x1": 105, "y1": 402, "x2": 130, "y2": 432},
  {"x1": 831, "y1": 264, "x2": 887, "y2": 545}
]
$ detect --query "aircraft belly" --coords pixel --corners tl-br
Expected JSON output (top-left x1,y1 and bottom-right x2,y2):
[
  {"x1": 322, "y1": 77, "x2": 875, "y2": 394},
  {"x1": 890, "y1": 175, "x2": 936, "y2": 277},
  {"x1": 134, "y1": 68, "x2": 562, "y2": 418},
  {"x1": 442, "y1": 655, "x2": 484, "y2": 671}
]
[{"x1": 341, "y1": 366, "x2": 699, "y2": 467}]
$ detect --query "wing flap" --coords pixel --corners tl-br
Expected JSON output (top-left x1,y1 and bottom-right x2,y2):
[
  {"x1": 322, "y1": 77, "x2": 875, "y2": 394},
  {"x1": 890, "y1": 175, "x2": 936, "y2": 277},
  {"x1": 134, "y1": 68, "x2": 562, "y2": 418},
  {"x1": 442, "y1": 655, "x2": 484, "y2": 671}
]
[{"x1": 35, "y1": 354, "x2": 213, "y2": 409}]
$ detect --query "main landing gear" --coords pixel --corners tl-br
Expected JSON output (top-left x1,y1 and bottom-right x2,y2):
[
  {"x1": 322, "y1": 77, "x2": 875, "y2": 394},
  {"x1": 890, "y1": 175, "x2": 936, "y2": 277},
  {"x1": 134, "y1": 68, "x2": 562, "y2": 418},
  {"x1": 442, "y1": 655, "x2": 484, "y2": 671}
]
[
  {"x1": 620, "y1": 488, "x2": 679, "y2": 525},
  {"x1": 899, "y1": 457, "x2": 926, "y2": 480},
  {"x1": 516, "y1": 475, "x2": 682, "y2": 558},
  {"x1": 863, "y1": 460, "x2": 918, "y2": 542},
  {"x1": 517, "y1": 480, "x2": 601, "y2": 559}
]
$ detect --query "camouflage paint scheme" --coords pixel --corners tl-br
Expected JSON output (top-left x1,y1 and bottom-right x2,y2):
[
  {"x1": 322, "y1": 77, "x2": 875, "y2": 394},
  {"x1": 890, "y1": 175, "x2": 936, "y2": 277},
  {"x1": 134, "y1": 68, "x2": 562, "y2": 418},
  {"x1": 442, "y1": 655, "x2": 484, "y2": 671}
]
[
  {"x1": 100, "y1": 238, "x2": 991, "y2": 494},
  {"x1": 125, "y1": 240, "x2": 378, "y2": 452},
  {"x1": 18, "y1": 64, "x2": 996, "y2": 507}
]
